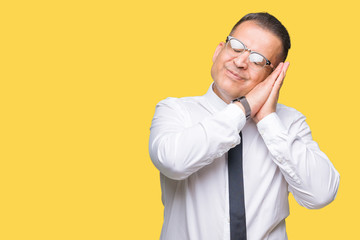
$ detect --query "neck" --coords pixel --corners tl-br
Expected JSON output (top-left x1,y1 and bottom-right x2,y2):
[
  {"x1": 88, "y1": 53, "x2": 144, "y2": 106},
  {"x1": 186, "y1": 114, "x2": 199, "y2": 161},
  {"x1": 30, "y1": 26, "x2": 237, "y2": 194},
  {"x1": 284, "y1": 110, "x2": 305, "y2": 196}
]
[{"x1": 212, "y1": 83, "x2": 232, "y2": 104}]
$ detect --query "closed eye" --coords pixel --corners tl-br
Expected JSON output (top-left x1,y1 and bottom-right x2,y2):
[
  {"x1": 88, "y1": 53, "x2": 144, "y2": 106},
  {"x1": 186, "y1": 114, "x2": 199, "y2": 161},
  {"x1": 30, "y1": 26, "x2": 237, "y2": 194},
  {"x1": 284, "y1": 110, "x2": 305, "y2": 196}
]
[{"x1": 233, "y1": 49, "x2": 244, "y2": 53}]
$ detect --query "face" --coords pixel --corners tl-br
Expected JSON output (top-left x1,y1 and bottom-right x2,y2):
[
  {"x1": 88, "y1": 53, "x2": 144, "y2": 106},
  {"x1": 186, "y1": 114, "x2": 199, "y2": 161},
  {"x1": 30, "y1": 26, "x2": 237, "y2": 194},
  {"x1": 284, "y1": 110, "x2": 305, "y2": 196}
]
[{"x1": 211, "y1": 21, "x2": 283, "y2": 103}]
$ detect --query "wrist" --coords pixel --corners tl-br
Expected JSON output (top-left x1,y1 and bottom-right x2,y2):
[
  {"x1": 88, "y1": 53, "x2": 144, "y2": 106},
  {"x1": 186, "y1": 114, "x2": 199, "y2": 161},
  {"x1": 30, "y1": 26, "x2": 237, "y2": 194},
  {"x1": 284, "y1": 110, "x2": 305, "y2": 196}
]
[
  {"x1": 233, "y1": 101, "x2": 245, "y2": 114},
  {"x1": 254, "y1": 110, "x2": 276, "y2": 123},
  {"x1": 232, "y1": 96, "x2": 251, "y2": 120}
]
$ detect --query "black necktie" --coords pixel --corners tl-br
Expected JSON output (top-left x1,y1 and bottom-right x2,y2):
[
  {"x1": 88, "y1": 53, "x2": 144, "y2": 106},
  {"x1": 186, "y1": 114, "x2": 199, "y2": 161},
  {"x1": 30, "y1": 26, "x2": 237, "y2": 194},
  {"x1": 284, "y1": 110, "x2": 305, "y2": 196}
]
[{"x1": 228, "y1": 131, "x2": 247, "y2": 240}]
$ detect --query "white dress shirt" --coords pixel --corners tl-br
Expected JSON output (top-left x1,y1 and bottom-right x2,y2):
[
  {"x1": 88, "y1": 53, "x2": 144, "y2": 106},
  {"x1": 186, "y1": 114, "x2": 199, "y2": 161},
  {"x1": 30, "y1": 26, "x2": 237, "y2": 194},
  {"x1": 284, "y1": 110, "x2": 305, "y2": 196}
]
[{"x1": 149, "y1": 83, "x2": 340, "y2": 240}]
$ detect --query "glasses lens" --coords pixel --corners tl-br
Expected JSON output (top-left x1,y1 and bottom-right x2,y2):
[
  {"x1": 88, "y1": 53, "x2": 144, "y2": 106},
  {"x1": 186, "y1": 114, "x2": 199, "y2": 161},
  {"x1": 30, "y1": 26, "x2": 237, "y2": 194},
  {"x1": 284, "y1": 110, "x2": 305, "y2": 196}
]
[
  {"x1": 249, "y1": 53, "x2": 266, "y2": 69},
  {"x1": 229, "y1": 39, "x2": 245, "y2": 52}
]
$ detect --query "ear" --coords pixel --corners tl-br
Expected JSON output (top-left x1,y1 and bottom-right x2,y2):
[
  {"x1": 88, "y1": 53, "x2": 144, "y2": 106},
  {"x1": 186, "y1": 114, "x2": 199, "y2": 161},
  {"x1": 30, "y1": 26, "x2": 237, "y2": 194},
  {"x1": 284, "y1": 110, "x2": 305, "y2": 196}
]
[{"x1": 212, "y1": 42, "x2": 225, "y2": 63}]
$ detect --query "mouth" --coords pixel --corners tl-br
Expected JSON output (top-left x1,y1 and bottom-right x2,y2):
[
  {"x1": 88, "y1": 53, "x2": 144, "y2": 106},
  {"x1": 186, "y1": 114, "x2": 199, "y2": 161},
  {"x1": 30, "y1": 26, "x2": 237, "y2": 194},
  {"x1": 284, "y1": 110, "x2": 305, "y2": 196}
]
[{"x1": 226, "y1": 68, "x2": 246, "y2": 81}]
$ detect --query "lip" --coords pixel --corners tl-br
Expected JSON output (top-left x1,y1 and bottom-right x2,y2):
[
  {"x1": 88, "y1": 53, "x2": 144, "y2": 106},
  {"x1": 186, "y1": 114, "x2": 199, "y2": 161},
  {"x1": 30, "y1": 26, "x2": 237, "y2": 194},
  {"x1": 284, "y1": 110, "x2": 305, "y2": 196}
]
[{"x1": 226, "y1": 68, "x2": 245, "y2": 81}]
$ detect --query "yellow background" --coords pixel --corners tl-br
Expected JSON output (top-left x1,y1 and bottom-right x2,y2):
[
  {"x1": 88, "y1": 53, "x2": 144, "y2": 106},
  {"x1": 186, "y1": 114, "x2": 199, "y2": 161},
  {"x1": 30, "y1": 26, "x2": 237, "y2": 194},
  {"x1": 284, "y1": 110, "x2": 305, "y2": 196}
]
[{"x1": 0, "y1": 0, "x2": 358, "y2": 239}]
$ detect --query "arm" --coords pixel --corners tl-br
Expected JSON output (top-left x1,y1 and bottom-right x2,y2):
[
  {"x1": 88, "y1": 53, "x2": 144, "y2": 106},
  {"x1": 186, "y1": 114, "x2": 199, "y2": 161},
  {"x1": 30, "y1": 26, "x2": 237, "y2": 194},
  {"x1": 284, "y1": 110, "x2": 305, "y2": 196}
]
[
  {"x1": 247, "y1": 61, "x2": 339, "y2": 208},
  {"x1": 257, "y1": 111, "x2": 340, "y2": 209},
  {"x1": 149, "y1": 98, "x2": 246, "y2": 180}
]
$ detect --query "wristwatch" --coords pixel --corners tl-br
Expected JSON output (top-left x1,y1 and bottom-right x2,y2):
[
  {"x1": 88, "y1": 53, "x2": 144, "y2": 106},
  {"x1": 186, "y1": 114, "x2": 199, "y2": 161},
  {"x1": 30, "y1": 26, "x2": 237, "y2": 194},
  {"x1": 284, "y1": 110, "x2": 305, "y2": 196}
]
[{"x1": 232, "y1": 96, "x2": 251, "y2": 120}]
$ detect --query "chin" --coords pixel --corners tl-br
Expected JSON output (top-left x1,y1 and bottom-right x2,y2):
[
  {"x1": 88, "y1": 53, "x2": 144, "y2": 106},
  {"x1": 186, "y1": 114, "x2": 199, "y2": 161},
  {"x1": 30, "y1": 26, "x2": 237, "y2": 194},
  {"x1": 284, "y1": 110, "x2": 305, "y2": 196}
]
[
  {"x1": 224, "y1": 82, "x2": 245, "y2": 97},
  {"x1": 214, "y1": 83, "x2": 239, "y2": 102}
]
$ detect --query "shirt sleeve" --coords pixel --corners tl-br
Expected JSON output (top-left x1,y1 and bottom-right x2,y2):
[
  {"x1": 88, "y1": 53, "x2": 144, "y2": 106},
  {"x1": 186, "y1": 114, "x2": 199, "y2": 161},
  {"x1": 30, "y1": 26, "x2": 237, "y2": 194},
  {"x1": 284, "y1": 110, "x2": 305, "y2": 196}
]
[
  {"x1": 256, "y1": 111, "x2": 340, "y2": 209},
  {"x1": 149, "y1": 98, "x2": 246, "y2": 180}
]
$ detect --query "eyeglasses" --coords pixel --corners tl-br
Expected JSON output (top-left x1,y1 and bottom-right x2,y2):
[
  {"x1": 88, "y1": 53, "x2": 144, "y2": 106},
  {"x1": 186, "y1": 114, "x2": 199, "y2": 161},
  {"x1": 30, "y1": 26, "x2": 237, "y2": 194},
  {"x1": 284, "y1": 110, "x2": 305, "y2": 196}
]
[{"x1": 226, "y1": 36, "x2": 274, "y2": 71}]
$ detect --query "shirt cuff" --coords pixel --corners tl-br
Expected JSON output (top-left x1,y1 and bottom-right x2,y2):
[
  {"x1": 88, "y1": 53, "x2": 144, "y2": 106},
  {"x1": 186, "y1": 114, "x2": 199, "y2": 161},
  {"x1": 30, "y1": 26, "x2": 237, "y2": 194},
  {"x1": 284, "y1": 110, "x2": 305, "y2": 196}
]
[
  {"x1": 227, "y1": 103, "x2": 246, "y2": 132},
  {"x1": 257, "y1": 112, "x2": 287, "y2": 135}
]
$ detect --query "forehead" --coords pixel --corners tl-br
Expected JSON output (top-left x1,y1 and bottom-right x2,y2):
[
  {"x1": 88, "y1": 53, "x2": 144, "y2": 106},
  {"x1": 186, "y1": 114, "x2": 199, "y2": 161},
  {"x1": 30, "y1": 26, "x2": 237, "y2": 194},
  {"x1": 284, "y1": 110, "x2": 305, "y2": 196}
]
[{"x1": 231, "y1": 21, "x2": 282, "y2": 64}]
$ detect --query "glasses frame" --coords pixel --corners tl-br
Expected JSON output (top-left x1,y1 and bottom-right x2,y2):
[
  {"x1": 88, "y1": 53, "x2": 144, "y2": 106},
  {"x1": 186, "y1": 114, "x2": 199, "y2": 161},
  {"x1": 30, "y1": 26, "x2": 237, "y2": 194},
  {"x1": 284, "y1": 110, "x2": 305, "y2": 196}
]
[{"x1": 226, "y1": 36, "x2": 274, "y2": 70}]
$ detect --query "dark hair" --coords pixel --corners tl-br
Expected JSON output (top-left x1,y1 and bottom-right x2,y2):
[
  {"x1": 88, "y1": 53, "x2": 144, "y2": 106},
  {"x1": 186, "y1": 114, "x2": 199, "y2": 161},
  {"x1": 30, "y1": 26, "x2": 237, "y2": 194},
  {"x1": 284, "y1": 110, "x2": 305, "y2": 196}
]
[{"x1": 230, "y1": 12, "x2": 291, "y2": 62}]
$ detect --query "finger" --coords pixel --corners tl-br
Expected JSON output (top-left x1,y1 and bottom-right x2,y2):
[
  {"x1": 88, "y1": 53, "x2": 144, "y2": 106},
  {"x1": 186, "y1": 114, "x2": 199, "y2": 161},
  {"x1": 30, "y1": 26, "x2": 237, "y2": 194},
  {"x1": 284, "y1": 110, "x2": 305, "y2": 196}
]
[
  {"x1": 274, "y1": 71, "x2": 284, "y2": 92},
  {"x1": 263, "y1": 62, "x2": 284, "y2": 85},
  {"x1": 271, "y1": 62, "x2": 290, "y2": 96},
  {"x1": 277, "y1": 62, "x2": 290, "y2": 87},
  {"x1": 271, "y1": 62, "x2": 284, "y2": 79},
  {"x1": 274, "y1": 62, "x2": 284, "y2": 73},
  {"x1": 279, "y1": 62, "x2": 290, "y2": 88},
  {"x1": 281, "y1": 62, "x2": 290, "y2": 77}
]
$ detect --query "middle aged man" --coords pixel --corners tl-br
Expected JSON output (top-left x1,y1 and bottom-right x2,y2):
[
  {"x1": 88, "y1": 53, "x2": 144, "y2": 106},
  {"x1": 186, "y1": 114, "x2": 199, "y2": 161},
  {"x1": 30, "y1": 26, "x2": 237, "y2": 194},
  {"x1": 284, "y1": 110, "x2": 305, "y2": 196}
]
[{"x1": 149, "y1": 12, "x2": 340, "y2": 240}]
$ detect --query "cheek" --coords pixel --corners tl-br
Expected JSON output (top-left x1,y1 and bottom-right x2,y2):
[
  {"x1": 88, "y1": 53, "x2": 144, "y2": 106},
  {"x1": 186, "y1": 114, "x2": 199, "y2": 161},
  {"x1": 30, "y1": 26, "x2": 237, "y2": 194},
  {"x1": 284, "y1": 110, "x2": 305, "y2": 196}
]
[
  {"x1": 250, "y1": 71, "x2": 268, "y2": 84},
  {"x1": 210, "y1": 64, "x2": 218, "y2": 82},
  {"x1": 241, "y1": 72, "x2": 267, "y2": 94},
  {"x1": 211, "y1": 59, "x2": 224, "y2": 80}
]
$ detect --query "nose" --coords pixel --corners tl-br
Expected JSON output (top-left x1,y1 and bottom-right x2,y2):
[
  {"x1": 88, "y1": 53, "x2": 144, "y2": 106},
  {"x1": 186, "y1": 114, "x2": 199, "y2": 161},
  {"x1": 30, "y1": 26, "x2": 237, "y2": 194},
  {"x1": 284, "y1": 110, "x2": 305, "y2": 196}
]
[{"x1": 233, "y1": 50, "x2": 250, "y2": 69}]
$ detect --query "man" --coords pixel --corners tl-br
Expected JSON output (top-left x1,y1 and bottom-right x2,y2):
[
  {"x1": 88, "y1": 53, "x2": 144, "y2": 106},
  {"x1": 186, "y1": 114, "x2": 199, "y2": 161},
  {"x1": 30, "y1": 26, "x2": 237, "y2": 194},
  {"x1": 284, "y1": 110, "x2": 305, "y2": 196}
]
[{"x1": 149, "y1": 12, "x2": 340, "y2": 240}]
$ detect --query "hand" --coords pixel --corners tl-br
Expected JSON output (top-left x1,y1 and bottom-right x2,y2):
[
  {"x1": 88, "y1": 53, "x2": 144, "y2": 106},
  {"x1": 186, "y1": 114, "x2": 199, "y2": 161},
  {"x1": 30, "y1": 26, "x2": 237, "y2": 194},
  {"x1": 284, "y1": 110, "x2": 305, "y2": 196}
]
[
  {"x1": 253, "y1": 62, "x2": 290, "y2": 123},
  {"x1": 246, "y1": 62, "x2": 290, "y2": 123}
]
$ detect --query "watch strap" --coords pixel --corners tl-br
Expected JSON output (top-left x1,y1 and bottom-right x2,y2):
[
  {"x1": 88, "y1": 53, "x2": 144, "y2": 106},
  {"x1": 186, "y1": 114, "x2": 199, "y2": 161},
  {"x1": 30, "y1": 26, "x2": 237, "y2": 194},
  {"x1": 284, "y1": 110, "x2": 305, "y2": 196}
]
[{"x1": 232, "y1": 96, "x2": 251, "y2": 120}]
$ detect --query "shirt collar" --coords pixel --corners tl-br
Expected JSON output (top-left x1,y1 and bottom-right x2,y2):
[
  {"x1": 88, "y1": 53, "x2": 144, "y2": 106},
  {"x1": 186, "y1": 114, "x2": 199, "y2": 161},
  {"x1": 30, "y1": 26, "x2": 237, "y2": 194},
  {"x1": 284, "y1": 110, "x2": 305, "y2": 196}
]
[{"x1": 204, "y1": 83, "x2": 228, "y2": 112}]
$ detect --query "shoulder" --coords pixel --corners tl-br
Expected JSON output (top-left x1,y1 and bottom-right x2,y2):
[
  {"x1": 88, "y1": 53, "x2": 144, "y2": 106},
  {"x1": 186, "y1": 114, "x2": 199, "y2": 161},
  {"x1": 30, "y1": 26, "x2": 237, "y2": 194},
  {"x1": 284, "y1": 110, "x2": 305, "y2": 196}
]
[
  {"x1": 276, "y1": 103, "x2": 303, "y2": 115},
  {"x1": 156, "y1": 95, "x2": 204, "y2": 109},
  {"x1": 276, "y1": 103, "x2": 306, "y2": 125},
  {"x1": 153, "y1": 96, "x2": 205, "y2": 126}
]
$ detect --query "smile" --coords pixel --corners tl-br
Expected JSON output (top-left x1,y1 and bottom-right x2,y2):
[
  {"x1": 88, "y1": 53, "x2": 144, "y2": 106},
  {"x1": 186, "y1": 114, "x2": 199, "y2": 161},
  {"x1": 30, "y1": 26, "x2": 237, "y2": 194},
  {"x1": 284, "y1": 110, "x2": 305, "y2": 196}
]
[{"x1": 226, "y1": 69, "x2": 245, "y2": 81}]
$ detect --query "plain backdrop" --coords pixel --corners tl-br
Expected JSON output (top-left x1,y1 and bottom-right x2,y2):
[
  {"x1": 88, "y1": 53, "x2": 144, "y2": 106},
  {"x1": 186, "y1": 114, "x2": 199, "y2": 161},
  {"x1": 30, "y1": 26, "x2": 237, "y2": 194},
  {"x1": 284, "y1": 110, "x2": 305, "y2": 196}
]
[{"x1": 0, "y1": 0, "x2": 358, "y2": 239}]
